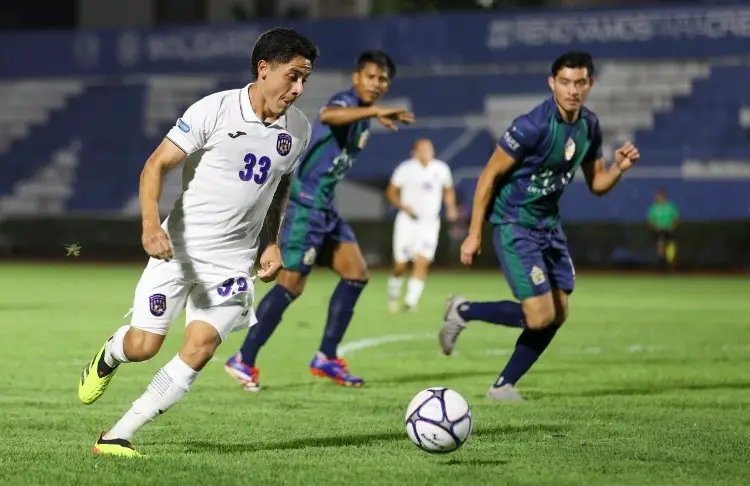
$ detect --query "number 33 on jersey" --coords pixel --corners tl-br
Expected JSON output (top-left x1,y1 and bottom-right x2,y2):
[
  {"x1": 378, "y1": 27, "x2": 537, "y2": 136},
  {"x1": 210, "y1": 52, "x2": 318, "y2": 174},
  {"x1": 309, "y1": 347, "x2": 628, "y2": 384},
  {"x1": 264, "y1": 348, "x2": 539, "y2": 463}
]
[{"x1": 163, "y1": 85, "x2": 311, "y2": 266}]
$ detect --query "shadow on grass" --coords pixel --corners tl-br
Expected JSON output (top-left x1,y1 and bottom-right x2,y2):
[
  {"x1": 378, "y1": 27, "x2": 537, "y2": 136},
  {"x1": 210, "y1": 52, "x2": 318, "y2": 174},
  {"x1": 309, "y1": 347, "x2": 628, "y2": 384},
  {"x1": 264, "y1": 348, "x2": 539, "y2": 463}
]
[
  {"x1": 539, "y1": 380, "x2": 750, "y2": 398},
  {"x1": 170, "y1": 423, "x2": 567, "y2": 454},
  {"x1": 442, "y1": 457, "x2": 509, "y2": 467},
  {"x1": 375, "y1": 370, "x2": 498, "y2": 385}
]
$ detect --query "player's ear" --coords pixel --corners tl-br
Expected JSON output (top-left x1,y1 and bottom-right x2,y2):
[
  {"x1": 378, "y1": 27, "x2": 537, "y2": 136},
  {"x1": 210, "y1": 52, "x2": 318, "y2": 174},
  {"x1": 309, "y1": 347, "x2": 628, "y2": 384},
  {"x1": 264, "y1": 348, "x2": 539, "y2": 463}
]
[
  {"x1": 257, "y1": 60, "x2": 269, "y2": 80},
  {"x1": 547, "y1": 75, "x2": 555, "y2": 92},
  {"x1": 351, "y1": 70, "x2": 359, "y2": 86}
]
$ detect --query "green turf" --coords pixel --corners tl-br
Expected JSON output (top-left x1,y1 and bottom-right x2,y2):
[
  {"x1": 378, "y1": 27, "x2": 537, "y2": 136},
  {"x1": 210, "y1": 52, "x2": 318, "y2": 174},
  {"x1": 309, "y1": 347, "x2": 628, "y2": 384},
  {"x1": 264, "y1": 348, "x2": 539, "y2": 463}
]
[{"x1": 1, "y1": 264, "x2": 749, "y2": 485}]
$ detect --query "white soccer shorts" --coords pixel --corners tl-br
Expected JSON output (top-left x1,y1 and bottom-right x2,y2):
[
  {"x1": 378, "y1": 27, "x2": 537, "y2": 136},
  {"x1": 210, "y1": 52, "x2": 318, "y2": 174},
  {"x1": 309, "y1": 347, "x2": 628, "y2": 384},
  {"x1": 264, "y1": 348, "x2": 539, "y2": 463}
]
[
  {"x1": 127, "y1": 257, "x2": 257, "y2": 341},
  {"x1": 392, "y1": 215, "x2": 441, "y2": 264}
]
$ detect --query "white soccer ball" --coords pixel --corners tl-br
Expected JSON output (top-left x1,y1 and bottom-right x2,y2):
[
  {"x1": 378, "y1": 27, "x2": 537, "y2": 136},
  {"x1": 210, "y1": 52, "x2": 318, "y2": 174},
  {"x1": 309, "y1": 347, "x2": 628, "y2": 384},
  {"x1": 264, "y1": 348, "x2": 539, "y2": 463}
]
[{"x1": 404, "y1": 386, "x2": 472, "y2": 454}]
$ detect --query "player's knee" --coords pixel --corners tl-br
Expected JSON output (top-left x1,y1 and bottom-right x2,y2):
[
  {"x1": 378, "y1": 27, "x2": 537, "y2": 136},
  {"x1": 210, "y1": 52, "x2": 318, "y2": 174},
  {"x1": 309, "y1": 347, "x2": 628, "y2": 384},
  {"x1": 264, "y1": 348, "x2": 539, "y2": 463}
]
[
  {"x1": 525, "y1": 312, "x2": 556, "y2": 330},
  {"x1": 123, "y1": 327, "x2": 165, "y2": 362},
  {"x1": 392, "y1": 262, "x2": 408, "y2": 277},
  {"x1": 339, "y1": 266, "x2": 369, "y2": 281},
  {"x1": 179, "y1": 345, "x2": 215, "y2": 371},
  {"x1": 521, "y1": 297, "x2": 556, "y2": 330},
  {"x1": 336, "y1": 254, "x2": 369, "y2": 280},
  {"x1": 552, "y1": 305, "x2": 569, "y2": 326},
  {"x1": 181, "y1": 321, "x2": 222, "y2": 371},
  {"x1": 332, "y1": 243, "x2": 369, "y2": 280},
  {"x1": 277, "y1": 270, "x2": 306, "y2": 296},
  {"x1": 411, "y1": 257, "x2": 431, "y2": 279}
]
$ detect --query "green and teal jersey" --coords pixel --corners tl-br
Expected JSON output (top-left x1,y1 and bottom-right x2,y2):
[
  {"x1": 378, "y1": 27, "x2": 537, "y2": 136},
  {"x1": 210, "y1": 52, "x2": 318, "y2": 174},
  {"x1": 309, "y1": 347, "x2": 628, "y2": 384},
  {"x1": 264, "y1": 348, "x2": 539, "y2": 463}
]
[
  {"x1": 290, "y1": 89, "x2": 371, "y2": 209},
  {"x1": 648, "y1": 201, "x2": 679, "y2": 230},
  {"x1": 490, "y1": 97, "x2": 603, "y2": 229}
]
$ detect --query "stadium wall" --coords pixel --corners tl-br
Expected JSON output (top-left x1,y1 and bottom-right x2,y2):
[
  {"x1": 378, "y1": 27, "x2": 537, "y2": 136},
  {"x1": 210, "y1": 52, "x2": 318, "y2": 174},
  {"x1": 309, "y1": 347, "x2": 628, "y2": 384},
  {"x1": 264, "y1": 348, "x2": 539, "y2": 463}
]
[
  {"x1": 1, "y1": 4, "x2": 750, "y2": 77},
  {"x1": 0, "y1": 217, "x2": 747, "y2": 270},
  {"x1": 1, "y1": 4, "x2": 748, "y2": 270}
]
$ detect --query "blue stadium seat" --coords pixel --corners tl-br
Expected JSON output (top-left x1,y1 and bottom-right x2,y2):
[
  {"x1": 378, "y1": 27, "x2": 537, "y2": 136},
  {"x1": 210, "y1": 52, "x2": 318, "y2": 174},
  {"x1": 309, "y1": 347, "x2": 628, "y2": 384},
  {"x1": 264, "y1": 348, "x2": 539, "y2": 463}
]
[{"x1": 1, "y1": 62, "x2": 749, "y2": 221}]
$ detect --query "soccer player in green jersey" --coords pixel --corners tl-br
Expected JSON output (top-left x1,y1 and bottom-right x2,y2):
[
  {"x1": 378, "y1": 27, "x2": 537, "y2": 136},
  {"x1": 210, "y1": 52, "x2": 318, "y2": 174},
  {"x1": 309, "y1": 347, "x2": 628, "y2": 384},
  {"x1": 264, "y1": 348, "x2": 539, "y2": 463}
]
[{"x1": 439, "y1": 51, "x2": 641, "y2": 401}]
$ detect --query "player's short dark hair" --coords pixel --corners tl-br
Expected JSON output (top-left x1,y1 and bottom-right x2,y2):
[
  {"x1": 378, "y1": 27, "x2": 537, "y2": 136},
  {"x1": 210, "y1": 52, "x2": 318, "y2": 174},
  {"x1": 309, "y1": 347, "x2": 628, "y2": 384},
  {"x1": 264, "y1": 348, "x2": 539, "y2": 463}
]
[
  {"x1": 356, "y1": 50, "x2": 397, "y2": 79},
  {"x1": 551, "y1": 51, "x2": 595, "y2": 78},
  {"x1": 250, "y1": 27, "x2": 320, "y2": 79}
]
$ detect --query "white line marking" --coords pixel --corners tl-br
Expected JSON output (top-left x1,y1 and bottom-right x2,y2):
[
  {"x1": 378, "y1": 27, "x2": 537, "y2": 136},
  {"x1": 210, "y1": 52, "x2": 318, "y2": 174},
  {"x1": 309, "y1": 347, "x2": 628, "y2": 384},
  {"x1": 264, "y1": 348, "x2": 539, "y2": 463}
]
[{"x1": 338, "y1": 333, "x2": 435, "y2": 357}]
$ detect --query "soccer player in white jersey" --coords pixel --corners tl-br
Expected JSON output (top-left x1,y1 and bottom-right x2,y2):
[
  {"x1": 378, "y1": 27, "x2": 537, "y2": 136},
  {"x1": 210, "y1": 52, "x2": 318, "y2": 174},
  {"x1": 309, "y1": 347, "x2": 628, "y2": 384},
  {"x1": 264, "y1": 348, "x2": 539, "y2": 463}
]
[
  {"x1": 76, "y1": 28, "x2": 318, "y2": 457},
  {"x1": 386, "y1": 138, "x2": 458, "y2": 312}
]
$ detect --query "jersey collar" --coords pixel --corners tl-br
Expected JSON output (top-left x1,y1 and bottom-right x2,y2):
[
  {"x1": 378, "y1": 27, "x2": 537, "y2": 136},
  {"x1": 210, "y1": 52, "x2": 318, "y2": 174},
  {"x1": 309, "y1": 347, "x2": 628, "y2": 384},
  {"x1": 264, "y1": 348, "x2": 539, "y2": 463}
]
[{"x1": 240, "y1": 83, "x2": 288, "y2": 129}]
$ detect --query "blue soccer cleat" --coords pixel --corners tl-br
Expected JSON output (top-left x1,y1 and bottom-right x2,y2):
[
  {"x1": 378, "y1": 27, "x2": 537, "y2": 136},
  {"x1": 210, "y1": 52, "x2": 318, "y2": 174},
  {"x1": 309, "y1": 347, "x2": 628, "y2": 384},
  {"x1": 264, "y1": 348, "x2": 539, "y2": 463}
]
[
  {"x1": 309, "y1": 353, "x2": 364, "y2": 387},
  {"x1": 224, "y1": 353, "x2": 262, "y2": 392}
]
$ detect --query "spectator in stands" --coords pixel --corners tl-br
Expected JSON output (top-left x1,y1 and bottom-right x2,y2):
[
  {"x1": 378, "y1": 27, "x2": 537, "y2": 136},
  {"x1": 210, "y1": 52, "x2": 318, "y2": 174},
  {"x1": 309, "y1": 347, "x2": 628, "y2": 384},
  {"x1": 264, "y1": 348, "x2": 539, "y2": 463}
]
[{"x1": 647, "y1": 189, "x2": 679, "y2": 270}]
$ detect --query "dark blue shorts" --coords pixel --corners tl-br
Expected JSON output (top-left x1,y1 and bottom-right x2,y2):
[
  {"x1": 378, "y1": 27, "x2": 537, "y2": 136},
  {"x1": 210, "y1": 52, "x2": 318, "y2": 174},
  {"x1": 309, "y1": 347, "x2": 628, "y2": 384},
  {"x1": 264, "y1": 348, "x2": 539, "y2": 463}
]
[
  {"x1": 280, "y1": 200, "x2": 357, "y2": 276},
  {"x1": 493, "y1": 223, "x2": 575, "y2": 300}
]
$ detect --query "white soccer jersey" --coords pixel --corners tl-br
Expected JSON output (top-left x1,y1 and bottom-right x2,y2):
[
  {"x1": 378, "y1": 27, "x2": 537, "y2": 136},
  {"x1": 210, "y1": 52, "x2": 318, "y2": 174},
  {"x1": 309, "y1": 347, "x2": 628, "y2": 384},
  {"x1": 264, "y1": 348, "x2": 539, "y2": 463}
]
[
  {"x1": 164, "y1": 84, "x2": 311, "y2": 270},
  {"x1": 390, "y1": 158, "x2": 453, "y2": 221}
]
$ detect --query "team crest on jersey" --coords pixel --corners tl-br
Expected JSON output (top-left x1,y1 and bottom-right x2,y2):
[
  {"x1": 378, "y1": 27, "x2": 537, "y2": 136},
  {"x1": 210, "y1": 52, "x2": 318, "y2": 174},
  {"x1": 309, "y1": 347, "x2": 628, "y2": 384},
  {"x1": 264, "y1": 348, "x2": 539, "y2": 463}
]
[
  {"x1": 149, "y1": 293, "x2": 167, "y2": 317},
  {"x1": 303, "y1": 247, "x2": 317, "y2": 265},
  {"x1": 276, "y1": 133, "x2": 293, "y2": 156},
  {"x1": 564, "y1": 137, "x2": 576, "y2": 161},
  {"x1": 529, "y1": 266, "x2": 546, "y2": 286},
  {"x1": 357, "y1": 130, "x2": 370, "y2": 149}
]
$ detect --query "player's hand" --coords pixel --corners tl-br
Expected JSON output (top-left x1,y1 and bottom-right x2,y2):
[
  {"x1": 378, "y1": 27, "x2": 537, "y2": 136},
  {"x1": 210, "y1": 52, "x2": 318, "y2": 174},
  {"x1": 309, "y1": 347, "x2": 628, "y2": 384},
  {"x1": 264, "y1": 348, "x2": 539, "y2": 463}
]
[
  {"x1": 257, "y1": 243, "x2": 283, "y2": 283},
  {"x1": 446, "y1": 208, "x2": 459, "y2": 223},
  {"x1": 142, "y1": 226, "x2": 173, "y2": 261},
  {"x1": 614, "y1": 142, "x2": 640, "y2": 172},
  {"x1": 402, "y1": 206, "x2": 418, "y2": 219},
  {"x1": 376, "y1": 107, "x2": 415, "y2": 131},
  {"x1": 460, "y1": 234, "x2": 481, "y2": 266}
]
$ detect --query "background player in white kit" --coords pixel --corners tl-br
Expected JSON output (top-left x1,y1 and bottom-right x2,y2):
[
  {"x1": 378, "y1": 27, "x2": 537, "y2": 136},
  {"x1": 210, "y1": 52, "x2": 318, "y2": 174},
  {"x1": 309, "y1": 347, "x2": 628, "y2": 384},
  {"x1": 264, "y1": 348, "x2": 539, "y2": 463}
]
[
  {"x1": 386, "y1": 138, "x2": 458, "y2": 312},
  {"x1": 76, "y1": 28, "x2": 318, "y2": 457}
]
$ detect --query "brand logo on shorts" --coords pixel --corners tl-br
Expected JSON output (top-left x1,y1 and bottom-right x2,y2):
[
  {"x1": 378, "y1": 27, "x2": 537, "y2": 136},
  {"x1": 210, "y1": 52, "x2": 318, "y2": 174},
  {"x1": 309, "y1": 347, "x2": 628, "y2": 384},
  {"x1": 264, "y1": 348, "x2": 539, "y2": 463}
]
[
  {"x1": 529, "y1": 266, "x2": 546, "y2": 286},
  {"x1": 303, "y1": 247, "x2": 317, "y2": 265},
  {"x1": 149, "y1": 293, "x2": 167, "y2": 317},
  {"x1": 276, "y1": 133, "x2": 292, "y2": 156},
  {"x1": 564, "y1": 137, "x2": 576, "y2": 161}
]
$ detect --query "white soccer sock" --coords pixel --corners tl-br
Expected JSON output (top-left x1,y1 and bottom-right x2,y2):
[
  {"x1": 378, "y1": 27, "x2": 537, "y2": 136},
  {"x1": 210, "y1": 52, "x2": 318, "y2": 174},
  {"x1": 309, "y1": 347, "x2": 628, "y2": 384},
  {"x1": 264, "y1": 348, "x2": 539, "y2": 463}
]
[
  {"x1": 104, "y1": 325, "x2": 131, "y2": 367},
  {"x1": 404, "y1": 278, "x2": 425, "y2": 308},
  {"x1": 104, "y1": 355, "x2": 198, "y2": 441},
  {"x1": 387, "y1": 276, "x2": 404, "y2": 302}
]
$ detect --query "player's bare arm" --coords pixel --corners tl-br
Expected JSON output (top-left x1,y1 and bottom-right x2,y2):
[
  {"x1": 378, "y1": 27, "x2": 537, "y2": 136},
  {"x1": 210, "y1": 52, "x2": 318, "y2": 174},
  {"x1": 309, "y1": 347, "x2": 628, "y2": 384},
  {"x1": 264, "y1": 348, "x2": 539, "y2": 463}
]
[
  {"x1": 139, "y1": 138, "x2": 187, "y2": 261},
  {"x1": 257, "y1": 173, "x2": 292, "y2": 282},
  {"x1": 386, "y1": 182, "x2": 417, "y2": 218},
  {"x1": 319, "y1": 105, "x2": 414, "y2": 130},
  {"x1": 263, "y1": 172, "x2": 292, "y2": 244},
  {"x1": 581, "y1": 141, "x2": 640, "y2": 196},
  {"x1": 443, "y1": 186, "x2": 459, "y2": 222},
  {"x1": 460, "y1": 146, "x2": 517, "y2": 265}
]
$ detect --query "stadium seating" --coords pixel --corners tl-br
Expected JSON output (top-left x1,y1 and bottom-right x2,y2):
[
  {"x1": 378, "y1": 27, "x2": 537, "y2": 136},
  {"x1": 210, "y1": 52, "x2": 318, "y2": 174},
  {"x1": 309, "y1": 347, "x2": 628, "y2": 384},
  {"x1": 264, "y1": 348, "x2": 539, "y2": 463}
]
[{"x1": 0, "y1": 60, "x2": 748, "y2": 220}]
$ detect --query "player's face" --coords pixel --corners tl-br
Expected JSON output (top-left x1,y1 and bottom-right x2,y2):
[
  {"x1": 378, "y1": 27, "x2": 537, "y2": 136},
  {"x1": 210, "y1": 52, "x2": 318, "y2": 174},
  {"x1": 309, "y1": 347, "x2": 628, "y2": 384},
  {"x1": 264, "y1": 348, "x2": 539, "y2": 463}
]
[
  {"x1": 258, "y1": 56, "x2": 313, "y2": 117},
  {"x1": 412, "y1": 139, "x2": 435, "y2": 163},
  {"x1": 549, "y1": 67, "x2": 593, "y2": 113},
  {"x1": 352, "y1": 63, "x2": 391, "y2": 105}
]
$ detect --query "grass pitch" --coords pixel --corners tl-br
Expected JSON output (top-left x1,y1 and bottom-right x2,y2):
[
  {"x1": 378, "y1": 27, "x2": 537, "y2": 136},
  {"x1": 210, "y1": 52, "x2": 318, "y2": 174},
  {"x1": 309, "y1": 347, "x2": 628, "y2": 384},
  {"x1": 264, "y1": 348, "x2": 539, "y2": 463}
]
[{"x1": 1, "y1": 264, "x2": 749, "y2": 485}]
